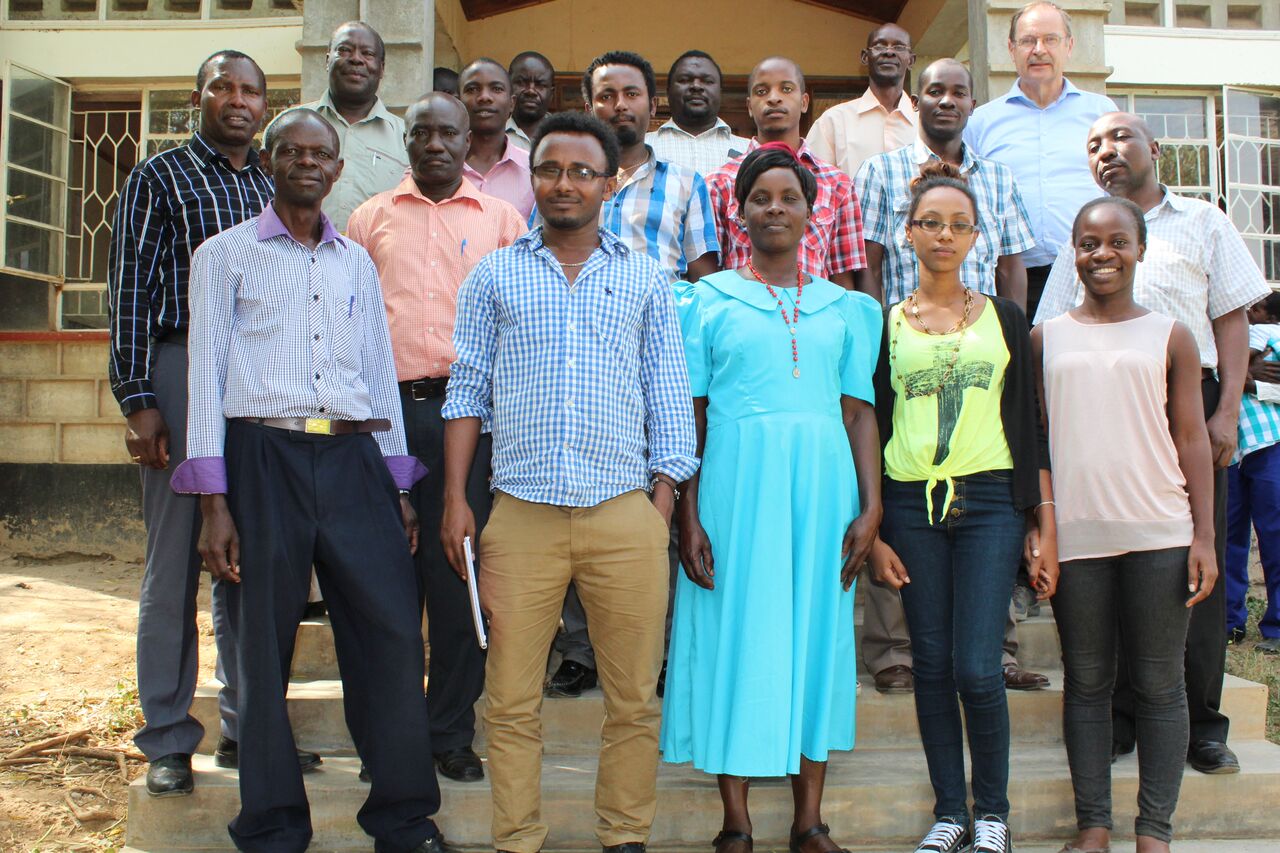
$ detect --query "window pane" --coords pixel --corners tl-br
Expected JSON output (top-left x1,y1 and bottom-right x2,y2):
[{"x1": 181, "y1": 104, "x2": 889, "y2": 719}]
[
  {"x1": 6, "y1": 168, "x2": 64, "y2": 227},
  {"x1": 1134, "y1": 95, "x2": 1207, "y2": 138},
  {"x1": 1227, "y1": 89, "x2": 1280, "y2": 139},
  {"x1": 148, "y1": 89, "x2": 198, "y2": 137},
  {"x1": 60, "y1": 286, "x2": 110, "y2": 329},
  {"x1": 5, "y1": 220, "x2": 64, "y2": 278},
  {"x1": 6, "y1": 116, "x2": 67, "y2": 176},
  {"x1": 9, "y1": 66, "x2": 70, "y2": 128}
]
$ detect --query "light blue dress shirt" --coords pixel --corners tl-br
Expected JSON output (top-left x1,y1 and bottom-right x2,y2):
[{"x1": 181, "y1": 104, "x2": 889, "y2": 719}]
[{"x1": 965, "y1": 78, "x2": 1117, "y2": 267}]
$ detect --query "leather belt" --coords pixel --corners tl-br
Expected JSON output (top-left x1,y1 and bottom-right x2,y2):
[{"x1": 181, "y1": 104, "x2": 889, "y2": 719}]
[
  {"x1": 399, "y1": 377, "x2": 449, "y2": 400},
  {"x1": 154, "y1": 329, "x2": 189, "y2": 345},
  {"x1": 235, "y1": 417, "x2": 391, "y2": 435}
]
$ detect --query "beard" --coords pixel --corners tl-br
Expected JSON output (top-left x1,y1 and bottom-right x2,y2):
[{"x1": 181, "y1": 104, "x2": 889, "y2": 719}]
[{"x1": 614, "y1": 123, "x2": 640, "y2": 147}]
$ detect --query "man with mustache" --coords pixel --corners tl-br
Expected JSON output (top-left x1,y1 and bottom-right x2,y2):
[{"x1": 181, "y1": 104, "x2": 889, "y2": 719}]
[
  {"x1": 806, "y1": 23, "x2": 918, "y2": 181},
  {"x1": 545, "y1": 50, "x2": 719, "y2": 698},
  {"x1": 854, "y1": 58, "x2": 1049, "y2": 696},
  {"x1": 108, "y1": 49, "x2": 303, "y2": 799},
  {"x1": 286, "y1": 20, "x2": 407, "y2": 232},
  {"x1": 706, "y1": 56, "x2": 865, "y2": 291},
  {"x1": 458, "y1": 58, "x2": 535, "y2": 219},
  {"x1": 1034, "y1": 111, "x2": 1272, "y2": 775},
  {"x1": 507, "y1": 51, "x2": 556, "y2": 151},
  {"x1": 174, "y1": 107, "x2": 448, "y2": 853},
  {"x1": 347, "y1": 93, "x2": 526, "y2": 784},
  {"x1": 646, "y1": 50, "x2": 748, "y2": 177}
]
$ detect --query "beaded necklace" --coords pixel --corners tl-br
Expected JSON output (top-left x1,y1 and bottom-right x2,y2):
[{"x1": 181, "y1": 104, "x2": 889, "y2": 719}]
[{"x1": 746, "y1": 260, "x2": 805, "y2": 379}]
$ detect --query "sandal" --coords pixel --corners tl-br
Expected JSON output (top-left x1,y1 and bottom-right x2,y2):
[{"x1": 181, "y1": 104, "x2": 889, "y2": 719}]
[
  {"x1": 1058, "y1": 847, "x2": 1111, "y2": 853},
  {"x1": 712, "y1": 830, "x2": 753, "y2": 853},
  {"x1": 789, "y1": 823, "x2": 851, "y2": 853}
]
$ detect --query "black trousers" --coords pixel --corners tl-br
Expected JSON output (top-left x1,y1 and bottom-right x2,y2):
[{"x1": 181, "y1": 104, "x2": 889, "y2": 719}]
[
  {"x1": 1113, "y1": 376, "x2": 1230, "y2": 746},
  {"x1": 400, "y1": 387, "x2": 493, "y2": 751},
  {"x1": 223, "y1": 421, "x2": 441, "y2": 853},
  {"x1": 1026, "y1": 264, "x2": 1053, "y2": 324}
]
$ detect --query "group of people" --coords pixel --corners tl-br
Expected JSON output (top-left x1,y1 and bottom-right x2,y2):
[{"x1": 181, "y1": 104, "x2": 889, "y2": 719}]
[{"x1": 105, "y1": 3, "x2": 1280, "y2": 853}]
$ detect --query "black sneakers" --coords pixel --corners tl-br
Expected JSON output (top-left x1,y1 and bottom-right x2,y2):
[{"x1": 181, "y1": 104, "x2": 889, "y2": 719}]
[
  {"x1": 972, "y1": 816, "x2": 1012, "y2": 853},
  {"x1": 914, "y1": 818, "x2": 969, "y2": 853}
]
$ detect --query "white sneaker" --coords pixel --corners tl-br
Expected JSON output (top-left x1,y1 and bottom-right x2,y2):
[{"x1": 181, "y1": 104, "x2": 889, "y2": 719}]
[
  {"x1": 972, "y1": 816, "x2": 1011, "y2": 853},
  {"x1": 914, "y1": 818, "x2": 971, "y2": 853}
]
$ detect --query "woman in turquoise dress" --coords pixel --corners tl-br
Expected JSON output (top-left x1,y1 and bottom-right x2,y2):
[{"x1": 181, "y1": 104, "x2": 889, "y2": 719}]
[{"x1": 661, "y1": 143, "x2": 883, "y2": 853}]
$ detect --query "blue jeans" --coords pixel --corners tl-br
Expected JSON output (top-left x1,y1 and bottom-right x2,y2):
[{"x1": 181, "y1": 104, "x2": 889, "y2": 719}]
[
  {"x1": 1226, "y1": 442, "x2": 1280, "y2": 639},
  {"x1": 881, "y1": 471, "x2": 1023, "y2": 822}
]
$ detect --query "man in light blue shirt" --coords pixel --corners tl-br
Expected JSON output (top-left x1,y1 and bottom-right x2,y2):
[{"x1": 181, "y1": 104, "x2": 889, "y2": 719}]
[{"x1": 964, "y1": 0, "x2": 1116, "y2": 320}]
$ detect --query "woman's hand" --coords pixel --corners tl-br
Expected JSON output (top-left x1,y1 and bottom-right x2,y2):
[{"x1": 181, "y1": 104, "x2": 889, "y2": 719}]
[
  {"x1": 679, "y1": 515, "x2": 715, "y2": 590},
  {"x1": 840, "y1": 508, "x2": 881, "y2": 591},
  {"x1": 1025, "y1": 524, "x2": 1059, "y2": 600},
  {"x1": 1186, "y1": 535, "x2": 1218, "y2": 607},
  {"x1": 869, "y1": 537, "x2": 909, "y2": 589}
]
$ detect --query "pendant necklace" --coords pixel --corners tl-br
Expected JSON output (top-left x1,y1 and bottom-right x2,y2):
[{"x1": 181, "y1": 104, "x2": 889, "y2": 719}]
[{"x1": 746, "y1": 259, "x2": 805, "y2": 379}]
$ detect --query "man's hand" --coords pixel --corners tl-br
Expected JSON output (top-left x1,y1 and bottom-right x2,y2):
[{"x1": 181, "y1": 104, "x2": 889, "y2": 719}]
[
  {"x1": 198, "y1": 494, "x2": 240, "y2": 583},
  {"x1": 125, "y1": 408, "x2": 170, "y2": 469},
  {"x1": 440, "y1": 492, "x2": 476, "y2": 582},
  {"x1": 1205, "y1": 410, "x2": 1239, "y2": 468},
  {"x1": 1249, "y1": 355, "x2": 1280, "y2": 385},
  {"x1": 400, "y1": 494, "x2": 420, "y2": 555},
  {"x1": 1186, "y1": 535, "x2": 1218, "y2": 608},
  {"x1": 650, "y1": 481, "x2": 675, "y2": 528}
]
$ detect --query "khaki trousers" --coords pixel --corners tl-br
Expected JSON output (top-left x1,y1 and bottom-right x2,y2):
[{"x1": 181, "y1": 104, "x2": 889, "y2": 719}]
[{"x1": 480, "y1": 490, "x2": 669, "y2": 853}]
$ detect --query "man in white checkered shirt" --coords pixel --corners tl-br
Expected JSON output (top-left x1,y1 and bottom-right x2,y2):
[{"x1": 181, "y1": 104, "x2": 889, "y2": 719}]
[{"x1": 1034, "y1": 111, "x2": 1272, "y2": 776}]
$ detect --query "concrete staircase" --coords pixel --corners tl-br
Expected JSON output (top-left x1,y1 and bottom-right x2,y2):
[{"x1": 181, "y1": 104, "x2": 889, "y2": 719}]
[{"x1": 125, "y1": 611, "x2": 1280, "y2": 851}]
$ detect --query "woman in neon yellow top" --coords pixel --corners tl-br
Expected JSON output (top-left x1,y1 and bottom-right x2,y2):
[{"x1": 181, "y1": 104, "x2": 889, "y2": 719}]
[{"x1": 868, "y1": 161, "x2": 1057, "y2": 853}]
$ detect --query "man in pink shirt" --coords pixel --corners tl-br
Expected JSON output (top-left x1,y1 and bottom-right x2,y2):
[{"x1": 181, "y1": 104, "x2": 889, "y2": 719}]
[
  {"x1": 348, "y1": 92, "x2": 526, "y2": 784},
  {"x1": 459, "y1": 58, "x2": 536, "y2": 220}
]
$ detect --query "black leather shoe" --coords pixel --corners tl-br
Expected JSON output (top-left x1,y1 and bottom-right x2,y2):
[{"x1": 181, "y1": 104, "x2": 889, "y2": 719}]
[
  {"x1": 656, "y1": 663, "x2": 667, "y2": 699},
  {"x1": 212, "y1": 736, "x2": 323, "y2": 772},
  {"x1": 434, "y1": 745, "x2": 484, "y2": 782},
  {"x1": 405, "y1": 832, "x2": 452, "y2": 853},
  {"x1": 303, "y1": 600, "x2": 328, "y2": 620},
  {"x1": 602, "y1": 843, "x2": 646, "y2": 853},
  {"x1": 547, "y1": 660, "x2": 598, "y2": 697},
  {"x1": 1188, "y1": 739, "x2": 1240, "y2": 774},
  {"x1": 145, "y1": 753, "x2": 193, "y2": 798}
]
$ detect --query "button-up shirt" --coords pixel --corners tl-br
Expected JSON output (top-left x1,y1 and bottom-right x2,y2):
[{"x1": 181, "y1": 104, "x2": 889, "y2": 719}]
[
  {"x1": 505, "y1": 117, "x2": 533, "y2": 151},
  {"x1": 646, "y1": 118, "x2": 749, "y2": 178},
  {"x1": 107, "y1": 132, "x2": 274, "y2": 416},
  {"x1": 1034, "y1": 189, "x2": 1273, "y2": 368},
  {"x1": 965, "y1": 78, "x2": 1117, "y2": 268},
  {"x1": 347, "y1": 176, "x2": 527, "y2": 381},
  {"x1": 461, "y1": 139, "x2": 536, "y2": 220},
  {"x1": 443, "y1": 227, "x2": 699, "y2": 507},
  {"x1": 1238, "y1": 323, "x2": 1280, "y2": 461},
  {"x1": 707, "y1": 138, "x2": 866, "y2": 278},
  {"x1": 805, "y1": 88, "x2": 918, "y2": 180},
  {"x1": 288, "y1": 92, "x2": 408, "y2": 232},
  {"x1": 856, "y1": 137, "x2": 1036, "y2": 304},
  {"x1": 171, "y1": 205, "x2": 420, "y2": 494}
]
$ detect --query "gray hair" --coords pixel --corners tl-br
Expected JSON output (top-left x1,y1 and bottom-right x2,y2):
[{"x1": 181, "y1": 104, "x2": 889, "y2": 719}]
[{"x1": 1008, "y1": 1, "x2": 1074, "y2": 41}]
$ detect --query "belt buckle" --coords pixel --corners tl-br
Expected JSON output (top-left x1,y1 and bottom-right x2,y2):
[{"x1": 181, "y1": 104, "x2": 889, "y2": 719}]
[
  {"x1": 304, "y1": 417, "x2": 333, "y2": 435},
  {"x1": 412, "y1": 381, "x2": 428, "y2": 401}
]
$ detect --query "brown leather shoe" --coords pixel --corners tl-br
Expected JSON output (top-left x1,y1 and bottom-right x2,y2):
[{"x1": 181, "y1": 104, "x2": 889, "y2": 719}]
[
  {"x1": 873, "y1": 664, "x2": 913, "y2": 694},
  {"x1": 1003, "y1": 663, "x2": 1049, "y2": 690}
]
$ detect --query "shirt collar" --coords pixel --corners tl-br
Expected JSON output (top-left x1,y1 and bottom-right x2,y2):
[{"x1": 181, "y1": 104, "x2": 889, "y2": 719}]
[
  {"x1": 618, "y1": 146, "x2": 659, "y2": 190},
  {"x1": 315, "y1": 90, "x2": 397, "y2": 127},
  {"x1": 1149, "y1": 185, "x2": 1192, "y2": 217},
  {"x1": 656, "y1": 117, "x2": 733, "y2": 139},
  {"x1": 255, "y1": 203, "x2": 346, "y2": 246},
  {"x1": 1004, "y1": 75, "x2": 1082, "y2": 108},
  {"x1": 516, "y1": 225, "x2": 630, "y2": 257},
  {"x1": 700, "y1": 270, "x2": 847, "y2": 314},
  {"x1": 912, "y1": 136, "x2": 978, "y2": 174},
  {"x1": 505, "y1": 117, "x2": 532, "y2": 142},
  {"x1": 744, "y1": 137, "x2": 821, "y2": 169},
  {"x1": 854, "y1": 87, "x2": 914, "y2": 116},
  {"x1": 187, "y1": 132, "x2": 262, "y2": 172},
  {"x1": 392, "y1": 174, "x2": 487, "y2": 206}
]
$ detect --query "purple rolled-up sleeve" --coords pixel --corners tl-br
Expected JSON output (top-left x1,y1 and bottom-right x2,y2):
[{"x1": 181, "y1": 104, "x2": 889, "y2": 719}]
[
  {"x1": 170, "y1": 456, "x2": 228, "y2": 494},
  {"x1": 386, "y1": 454, "x2": 428, "y2": 491}
]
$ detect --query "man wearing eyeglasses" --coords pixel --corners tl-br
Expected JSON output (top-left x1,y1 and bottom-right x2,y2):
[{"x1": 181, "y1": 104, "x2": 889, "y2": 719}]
[
  {"x1": 806, "y1": 23, "x2": 918, "y2": 182},
  {"x1": 964, "y1": 0, "x2": 1116, "y2": 323}
]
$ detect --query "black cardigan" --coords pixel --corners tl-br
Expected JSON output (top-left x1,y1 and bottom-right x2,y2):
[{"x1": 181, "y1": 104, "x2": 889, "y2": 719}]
[{"x1": 873, "y1": 295, "x2": 1049, "y2": 512}]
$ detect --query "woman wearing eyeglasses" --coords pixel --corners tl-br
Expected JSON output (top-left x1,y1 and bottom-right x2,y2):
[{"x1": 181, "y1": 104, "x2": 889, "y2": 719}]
[{"x1": 867, "y1": 161, "x2": 1056, "y2": 853}]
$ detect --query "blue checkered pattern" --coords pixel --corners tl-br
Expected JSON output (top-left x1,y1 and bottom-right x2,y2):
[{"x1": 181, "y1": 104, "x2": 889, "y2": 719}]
[
  {"x1": 1239, "y1": 323, "x2": 1280, "y2": 462},
  {"x1": 856, "y1": 138, "x2": 1036, "y2": 304},
  {"x1": 443, "y1": 226, "x2": 699, "y2": 507}
]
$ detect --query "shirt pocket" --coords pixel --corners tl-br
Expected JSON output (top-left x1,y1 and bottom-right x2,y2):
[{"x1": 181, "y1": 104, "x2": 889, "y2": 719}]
[
  {"x1": 801, "y1": 202, "x2": 837, "y2": 265},
  {"x1": 589, "y1": 278, "x2": 645, "y2": 370},
  {"x1": 328, "y1": 270, "x2": 364, "y2": 376},
  {"x1": 368, "y1": 146, "x2": 409, "y2": 191}
]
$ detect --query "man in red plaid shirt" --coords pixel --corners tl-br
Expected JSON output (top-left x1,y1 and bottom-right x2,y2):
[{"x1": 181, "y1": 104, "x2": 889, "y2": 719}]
[{"x1": 706, "y1": 56, "x2": 866, "y2": 290}]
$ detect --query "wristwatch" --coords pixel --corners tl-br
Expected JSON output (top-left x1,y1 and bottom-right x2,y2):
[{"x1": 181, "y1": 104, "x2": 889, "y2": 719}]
[{"x1": 649, "y1": 473, "x2": 680, "y2": 500}]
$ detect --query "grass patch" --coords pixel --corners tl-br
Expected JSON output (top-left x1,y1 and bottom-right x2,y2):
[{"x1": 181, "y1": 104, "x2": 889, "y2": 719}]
[{"x1": 1225, "y1": 595, "x2": 1280, "y2": 744}]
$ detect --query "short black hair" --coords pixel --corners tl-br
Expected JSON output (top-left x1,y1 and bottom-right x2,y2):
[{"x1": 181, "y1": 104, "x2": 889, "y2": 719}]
[
  {"x1": 433, "y1": 67, "x2": 460, "y2": 92},
  {"x1": 734, "y1": 146, "x2": 818, "y2": 211},
  {"x1": 748, "y1": 55, "x2": 806, "y2": 93},
  {"x1": 460, "y1": 57, "x2": 510, "y2": 87},
  {"x1": 667, "y1": 50, "x2": 723, "y2": 86},
  {"x1": 582, "y1": 50, "x2": 656, "y2": 103},
  {"x1": 1256, "y1": 291, "x2": 1280, "y2": 320},
  {"x1": 509, "y1": 50, "x2": 555, "y2": 77},
  {"x1": 196, "y1": 50, "x2": 265, "y2": 92},
  {"x1": 329, "y1": 21, "x2": 386, "y2": 62},
  {"x1": 529, "y1": 112, "x2": 620, "y2": 176},
  {"x1": 908, "y1": 160, "x2": 979, "y2": 225},
  {"x1": 263, "y1": 108, "x2": 339, "y2": 155},
  {"x1": 1072, "y1": 195, "x2": 1148, "y2": 246}
]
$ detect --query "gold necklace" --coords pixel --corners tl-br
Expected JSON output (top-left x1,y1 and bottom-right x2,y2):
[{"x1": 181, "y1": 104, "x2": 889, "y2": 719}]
[{"x1": 890, "y1": 288, "x2": 976, "y2": 396}]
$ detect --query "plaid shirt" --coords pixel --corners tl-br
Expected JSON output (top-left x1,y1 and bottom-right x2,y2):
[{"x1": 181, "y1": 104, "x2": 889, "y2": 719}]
[
  {"x1": 706, "y1": 138, "x2": 866, "y2": 277},
  {"x1": 646, "y1": 118, "x2": 749, "y2": 178},
  {"x1": 107, "y1": 133, "x2": 274, "y2": 415},
  {"x1": 442, "y1": 227, "x2": 698, "y2": 507},
  {"x1": 856, "y1": 138, "x2": 1036, "y2": 304},
  {"x1": 1238, "y1": 323, "x2": 1280, "y2": 462}
]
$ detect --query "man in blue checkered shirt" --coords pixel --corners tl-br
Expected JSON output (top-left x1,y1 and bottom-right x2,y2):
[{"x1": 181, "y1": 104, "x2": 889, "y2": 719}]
[{"x1": 440, "y1": 112, "x2": 697, "y2": 853}]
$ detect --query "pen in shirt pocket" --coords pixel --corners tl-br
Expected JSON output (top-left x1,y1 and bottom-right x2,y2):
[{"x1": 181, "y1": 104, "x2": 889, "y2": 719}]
[
  {"x1": 461, "y1": 238, "x2": 468, "y2": 257},
  {"x1": 348, "y1": 294, "x2": 355, "y2": 317}
]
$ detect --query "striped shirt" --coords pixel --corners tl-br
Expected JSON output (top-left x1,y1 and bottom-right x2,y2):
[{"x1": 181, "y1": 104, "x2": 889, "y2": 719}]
[
  {"x1": 706, "y1": 137, "x2": 866, "y2": 278},
  {"x1": 442, "y1": 227, "x2": 699, "y2": 507},
  {"x1": 646, "y1": 118, "x2": 749, "y2": 178},
  {"x1": 461, "y1": 139, "x2": 536, "y2": 220},
  {"x1": 170, "y1": 205, "x2": 421, "y2": 495},
  {"x1": 107, "y1": 133, "x2": 274, "y2": 416},
  {"x1": 856, "y1": 137, "x2": 1036, "y2": 304},
  {"x1": 347, "y1": 176, "x2": 527, "y2": 381},
  {"x1": 1238, "y1": 323, "x2": 1280, "y2": 461},
  {"x1": 1034, "y1": 189, "x2": 1273, "y2": 368}
]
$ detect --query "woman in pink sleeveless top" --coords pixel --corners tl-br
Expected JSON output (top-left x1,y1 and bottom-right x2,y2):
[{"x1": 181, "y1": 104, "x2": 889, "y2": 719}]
[{"x1": 1033, "y1": 196, "x2": 1216, "y2": 853}]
